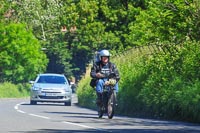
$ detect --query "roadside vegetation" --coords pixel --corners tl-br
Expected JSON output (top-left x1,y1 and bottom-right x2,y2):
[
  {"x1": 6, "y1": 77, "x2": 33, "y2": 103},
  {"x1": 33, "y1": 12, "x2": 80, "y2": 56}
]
[
  {"x1": 0, "y1": 82, "x2": 30, "y2": 98},
  {"x1": 77, "y1": 41, "x2": 200, "y2": 123}
]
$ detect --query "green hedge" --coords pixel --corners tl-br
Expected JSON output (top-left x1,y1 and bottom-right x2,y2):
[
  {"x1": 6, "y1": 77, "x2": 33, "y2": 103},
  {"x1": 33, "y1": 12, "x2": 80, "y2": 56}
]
[
  {"x1": 139, "y1": 42, "x2": 200, "y2": 122},
  {"x1": 0, "y1": 82, "x2": 30, "y2": 98},
  {"x1": 76, "y1": 41, "x2": 200, "y2": 123}
]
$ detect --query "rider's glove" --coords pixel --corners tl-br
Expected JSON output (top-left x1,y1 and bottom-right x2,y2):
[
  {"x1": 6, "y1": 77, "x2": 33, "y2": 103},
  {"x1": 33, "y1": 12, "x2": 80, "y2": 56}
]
[
  {"x1": 96, "y1": 73, "x2": 104, "y2": 78},
  {"x1": 104, "y1": 81, "x2": 110, "y2": 86}
]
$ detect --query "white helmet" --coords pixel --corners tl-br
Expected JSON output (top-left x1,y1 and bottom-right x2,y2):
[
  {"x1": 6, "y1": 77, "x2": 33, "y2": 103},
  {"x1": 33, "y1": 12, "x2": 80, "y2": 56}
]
[{"x1": 99, "y1": 50, "x2": 110, "y2": 60}]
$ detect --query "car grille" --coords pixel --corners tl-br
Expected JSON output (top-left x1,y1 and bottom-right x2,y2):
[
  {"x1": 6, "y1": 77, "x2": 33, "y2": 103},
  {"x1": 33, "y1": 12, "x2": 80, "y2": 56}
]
[
  {"x1": 41, "y1": 91, "x2": 61, "y2": 93},
  {"x1": 39, "y1": 96, "x2": 64, "y2": 99}
]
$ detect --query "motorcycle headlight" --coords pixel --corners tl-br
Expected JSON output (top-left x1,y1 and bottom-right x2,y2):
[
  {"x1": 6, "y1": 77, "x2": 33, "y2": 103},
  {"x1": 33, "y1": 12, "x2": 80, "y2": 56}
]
[{"x1": 109, "y1": 79, "x2": 116, "y2": 85}]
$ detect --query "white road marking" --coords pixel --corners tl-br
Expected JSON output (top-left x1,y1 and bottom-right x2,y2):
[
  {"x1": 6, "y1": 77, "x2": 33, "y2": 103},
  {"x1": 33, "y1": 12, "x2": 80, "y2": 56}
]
[
  {"x1": 15, "y1": 102, "x2": 50, "y2": 119},
  {"x1": 29, "y1": 113, "x2": 50, "y2": 119},
  {"x1": 14, "y1": 102, "x2": 26, "y2": 113},
  {"x1": 17, "y1": 110, "x2": 26, "y2": 113}
]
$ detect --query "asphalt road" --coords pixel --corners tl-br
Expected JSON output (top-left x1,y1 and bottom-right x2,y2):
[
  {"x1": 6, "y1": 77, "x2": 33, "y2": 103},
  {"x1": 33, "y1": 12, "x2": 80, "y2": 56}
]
[{"x1": 0, "y1": 94, "x2": 200, "y2": 133}]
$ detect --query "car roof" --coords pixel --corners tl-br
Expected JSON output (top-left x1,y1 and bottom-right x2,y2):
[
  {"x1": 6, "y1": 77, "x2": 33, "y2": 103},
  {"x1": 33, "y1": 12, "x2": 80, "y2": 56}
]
[{"x1": 38, "y1": 73, "x2": 65, "y2": 77}]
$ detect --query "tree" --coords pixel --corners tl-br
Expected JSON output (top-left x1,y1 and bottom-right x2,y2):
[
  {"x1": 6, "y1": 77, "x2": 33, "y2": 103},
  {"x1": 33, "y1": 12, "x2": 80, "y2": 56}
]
[
  {"x1": 11, "y1": 0, "x2": 74, "y2": 77},
  {"x1": 0, "y1": 23, "x2": 48, "y2": 83},
  {"x1": 127, "y1": 0, "x2": 200, "y2": 45}
]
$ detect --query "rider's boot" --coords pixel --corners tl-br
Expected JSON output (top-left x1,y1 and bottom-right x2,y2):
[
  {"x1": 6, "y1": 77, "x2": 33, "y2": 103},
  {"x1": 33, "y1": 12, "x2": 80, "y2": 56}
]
[{"x1": 96, "y1": 92, "x2": 102, "y2": 106}]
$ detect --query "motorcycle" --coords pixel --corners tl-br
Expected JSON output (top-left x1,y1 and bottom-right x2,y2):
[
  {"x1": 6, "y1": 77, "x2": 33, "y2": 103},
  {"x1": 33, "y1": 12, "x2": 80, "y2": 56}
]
[{"x1": 97, "y1": 72, "x2": 117, "y2": 119}]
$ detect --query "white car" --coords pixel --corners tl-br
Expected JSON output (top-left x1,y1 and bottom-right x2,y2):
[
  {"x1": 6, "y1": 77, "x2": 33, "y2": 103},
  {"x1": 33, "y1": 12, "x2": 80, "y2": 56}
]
[{"x1": 30, "y1": 73, "x2": 72, "y2": 106}]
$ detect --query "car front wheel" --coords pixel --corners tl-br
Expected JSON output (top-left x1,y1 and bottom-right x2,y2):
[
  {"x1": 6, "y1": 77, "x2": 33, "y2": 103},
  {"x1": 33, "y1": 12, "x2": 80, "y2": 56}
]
[
  {"x1": 30, "y1": 100, "x2": 37, "y2": 105},
  {"x1": 64, "y1": 101, "x2": 71, "y2": 106}
]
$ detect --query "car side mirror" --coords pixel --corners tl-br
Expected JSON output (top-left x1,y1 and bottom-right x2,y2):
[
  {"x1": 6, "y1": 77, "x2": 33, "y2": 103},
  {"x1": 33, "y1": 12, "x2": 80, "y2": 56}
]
[{"x1": 29, "y1": 81, "x2": 35, "y2": 84}]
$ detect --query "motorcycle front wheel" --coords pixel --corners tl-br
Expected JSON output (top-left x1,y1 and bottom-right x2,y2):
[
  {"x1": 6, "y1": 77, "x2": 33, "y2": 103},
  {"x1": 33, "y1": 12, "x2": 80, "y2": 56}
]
[{"x1": 107, "y1": 91, "x2": 116, "y2": 119}]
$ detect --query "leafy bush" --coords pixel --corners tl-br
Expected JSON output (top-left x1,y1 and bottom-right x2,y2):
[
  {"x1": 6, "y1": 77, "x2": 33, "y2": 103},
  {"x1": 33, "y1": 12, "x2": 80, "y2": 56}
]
[
  {"x1": 76, "y1": 66, "x2": 96, "y2": 109},
  {"x1": 139, "y1": 41, "x2": 200, "y2": 122},
  {"x1": 77, "y1": 42, "x2": 200, "y2": 123},
  {"x1": 113, "y1": 48, "x2": 149, "y2": 116},
  {"x1": 0, "y1": 82, "x2": 30, "y2": 98}
]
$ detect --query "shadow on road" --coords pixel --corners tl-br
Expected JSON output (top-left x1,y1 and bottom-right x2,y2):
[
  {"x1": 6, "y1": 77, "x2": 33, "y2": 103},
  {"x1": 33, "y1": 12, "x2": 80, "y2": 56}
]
[
  {"x1": 44, "y1": 110, "x2": 98, "y2": 119},
  {"x1": 12, "y1": 128, "x2": 200, "y2": 133},
  {"x1": 21, "y1": 103, "x2": 66, "y2": 106}
]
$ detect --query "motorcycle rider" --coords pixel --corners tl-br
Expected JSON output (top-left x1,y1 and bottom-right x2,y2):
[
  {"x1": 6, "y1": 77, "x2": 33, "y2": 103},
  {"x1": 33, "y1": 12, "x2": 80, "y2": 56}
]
[{"x1": 90, "y1": 49, "x2": 120, "y2": 105}]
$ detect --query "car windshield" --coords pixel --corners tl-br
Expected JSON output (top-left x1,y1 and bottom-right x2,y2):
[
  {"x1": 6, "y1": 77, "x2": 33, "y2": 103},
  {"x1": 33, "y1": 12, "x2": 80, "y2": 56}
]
[{"x1": 37, "y1": 75, "x2": 66, "y2": 84}]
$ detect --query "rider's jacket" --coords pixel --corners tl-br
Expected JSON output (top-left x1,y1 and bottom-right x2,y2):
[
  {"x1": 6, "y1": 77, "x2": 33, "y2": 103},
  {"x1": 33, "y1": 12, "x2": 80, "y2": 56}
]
[{"x1": 90, "y1": 61, "x2": 120, "y2": 82}]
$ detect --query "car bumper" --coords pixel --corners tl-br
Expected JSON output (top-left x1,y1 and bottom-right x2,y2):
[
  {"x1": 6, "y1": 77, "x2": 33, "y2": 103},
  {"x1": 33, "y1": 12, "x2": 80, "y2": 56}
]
[{"x1": 30, "y1": 91, "x2": 71, "y2": 103}]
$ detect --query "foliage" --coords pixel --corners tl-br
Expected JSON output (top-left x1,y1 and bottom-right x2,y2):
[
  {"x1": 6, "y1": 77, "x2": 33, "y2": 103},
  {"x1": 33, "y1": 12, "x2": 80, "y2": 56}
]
[
  {"x1": 0, "y1": 82, "x2": 30, "y2": 98},
  {"x1": 15, "y1": 0, "x2": 63, "y2": 41},
  {"x1": 128, "y1": 0, "x2": 200, "y2": 45},
  {"x1": 1, "y1": 0, "x2": 200, "y2": 80},
  {"x1": 76, "y1": 42, "x2": 200, "y2": 123},
  {"x1": 0, "y1": 23, "x2": 48, "y2": 83},
  {"x1": 112, "y1": 48, "x2": 149, "y2": 116},
  {"x1": 45, "y1": 33, "x2": 73, "y2": 76},
  {"x1": 76, "y1": 66, "x2": 96, "y2": 109},
  {"x1": 139, "y1": 41, "x2": 200, "y2": 122}
]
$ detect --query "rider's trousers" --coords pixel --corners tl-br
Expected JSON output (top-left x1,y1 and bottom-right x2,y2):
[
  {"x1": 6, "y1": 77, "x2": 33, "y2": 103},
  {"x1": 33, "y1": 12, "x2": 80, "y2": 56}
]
[{"x1": 96, "y1": 78, "x2": 119, "y2": 93}]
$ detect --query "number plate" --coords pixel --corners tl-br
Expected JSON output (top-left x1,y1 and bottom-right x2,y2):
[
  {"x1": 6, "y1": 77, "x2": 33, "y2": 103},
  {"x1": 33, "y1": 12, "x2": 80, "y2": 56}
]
[{"x1": 45, "y1": 93, "x2": 57, "y2": 96}]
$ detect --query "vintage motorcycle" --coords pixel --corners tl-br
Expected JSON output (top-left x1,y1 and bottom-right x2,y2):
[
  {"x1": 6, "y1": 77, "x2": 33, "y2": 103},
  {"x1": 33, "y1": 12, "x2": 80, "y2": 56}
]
[{"x1": 97, "y1": 72, "x2": 117, "y2": 119}]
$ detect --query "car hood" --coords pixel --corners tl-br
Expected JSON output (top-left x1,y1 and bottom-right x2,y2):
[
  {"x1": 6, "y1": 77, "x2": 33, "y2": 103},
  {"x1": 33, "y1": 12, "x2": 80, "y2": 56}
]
[{"x1": 33, "y1": 83, "x2": 70, "y2": 90}]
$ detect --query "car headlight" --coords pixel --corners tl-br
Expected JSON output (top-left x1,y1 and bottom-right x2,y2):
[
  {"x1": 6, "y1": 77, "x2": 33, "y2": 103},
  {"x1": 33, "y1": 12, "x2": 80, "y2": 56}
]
[
  {"x1": 32, "y1": 87, "x2": 41, "y2": 91},
  {"x1": 64, "y1": 88, "x2": 71, "y2": 92}
]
